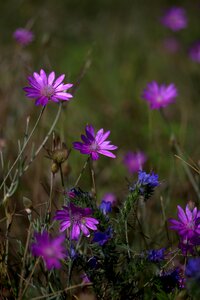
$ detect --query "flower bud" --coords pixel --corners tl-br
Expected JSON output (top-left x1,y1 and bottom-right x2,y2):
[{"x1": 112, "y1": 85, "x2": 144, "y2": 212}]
[{"x1": 51, "y1": 162, "x2": 59, "y2": 174}]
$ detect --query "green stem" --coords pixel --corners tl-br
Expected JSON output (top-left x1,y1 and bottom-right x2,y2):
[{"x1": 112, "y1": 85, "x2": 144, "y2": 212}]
[
  {"x1": 0, "y1": 107, "x2": 45, "y2": 191},
  {"x1": 74, "y1": 156, "x2": 90, "y2": 187}
]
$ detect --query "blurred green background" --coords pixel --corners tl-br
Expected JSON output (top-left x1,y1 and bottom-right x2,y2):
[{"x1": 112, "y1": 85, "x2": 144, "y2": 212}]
[{"x1": 1, "y1": 0, "x2": 200, "y2": 228}]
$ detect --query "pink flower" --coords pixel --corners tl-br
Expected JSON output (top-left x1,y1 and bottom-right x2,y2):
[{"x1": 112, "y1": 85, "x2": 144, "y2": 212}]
[
  {"x1": 31, "y1": 231, "x2": 66, "y2": 270},
  {"x1": 24, "y1": 69, "x2": 73, "y2": 106},
  {"x1": 54, "y1": 203, "x2": 99, "y2": 240},
  {"x1": 13, "y1": 28, "x2": 34, "y2": 46},
  {"x1": 123, "y1": 151, "x2": 147, "y2": 174},
  {"x1": 73, "y1": 125, "x2": 118, "y2": 160},
  {"x1": 161, "y1": 7, "x2": 187, "y2": 31},
  {"x1": 142, "y1": 81, "x2": 178, "y2": 109}
]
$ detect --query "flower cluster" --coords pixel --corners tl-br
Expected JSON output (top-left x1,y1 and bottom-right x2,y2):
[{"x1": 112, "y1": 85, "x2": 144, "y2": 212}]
[
  {"x1": 73, "y1": 124, "x2": 117, "y2": 160},
  {"x1": 142, "y1": 81, "x2": 178, "y2": 110},
  {"x1": 169, "y1": 204, "x2": 200, "y2": 254},
  {"x1": 147, "y1": 248, "x2": 165, "y2": 263}
]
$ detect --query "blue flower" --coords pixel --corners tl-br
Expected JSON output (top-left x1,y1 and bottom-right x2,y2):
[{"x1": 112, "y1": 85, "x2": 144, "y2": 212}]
[
  {"x1": 159, "y1": 269, "x2": 180, "y2": 293},
  {"x1": 99, "y1": 200, "x2": 112, "y2": 215},
  {"x1": 185, "y1": 258, "x2": 200, "y2": 279},
  {"x1": 138, "y1": 170, "x2": 159, "y2": 187},
  {"x1": 93, "y1": 227, "x2": 112, "y2": 246},
  {"x1": 147, "y1": 248, "x2": 165, "y2": 262}
]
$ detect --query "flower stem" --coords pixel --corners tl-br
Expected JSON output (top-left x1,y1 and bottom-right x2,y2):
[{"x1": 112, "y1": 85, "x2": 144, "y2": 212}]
[
  {"x1": 0, "y1": 106, "x2": 45, "y2": 191},
  {"x1": 74, "y1": 156, "x2": 90, "y2": 187}
]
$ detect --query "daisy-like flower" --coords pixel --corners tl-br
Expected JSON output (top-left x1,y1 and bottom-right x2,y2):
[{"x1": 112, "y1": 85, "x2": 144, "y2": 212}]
[
  {"x1": 123, "y1": 151, "x2": 147, "y2": 174},
  {"x1": 142, "y1": 81, "x2": 178, "y2": 110},
  {"x1": 189, "y1": 41, "x2": 200, "y2": 63},
  {"x1": 13, "y1": 28, "x2": 34, "y2": 46},
  {"x1": 24, "y1": 69, "x2": 73, "y2": 106},
  {"x1": 31, "y1": 231, "x2": 66, "y2": 270},
  {"x1": 73, "y1": 124, "x2": 118, "y2": 160},
  {"x1": 161, "y1": 7, "x2": 187, "y2": 31},
  {"x1": 169, "y1": 205, "x2": 200, "y2": 240},
  {"x1": 54, "y1": 203, "x2": 99, "y2": 240}
]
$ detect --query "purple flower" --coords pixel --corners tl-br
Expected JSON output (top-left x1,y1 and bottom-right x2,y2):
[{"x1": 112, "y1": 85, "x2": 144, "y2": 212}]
[
  {"x1": 99, "y1": 200, "x2": 112, "y2": 215},
  {"x1": 102, "y1": 193, "x2": 116, "y2": 205},
  {"x1": 169, "y1": 205, "x2": 200, "y2": 241},
  {"x1": 147, "y1": 248, "x2": 165, "y2": 263},
  {"x1": 123, "y1": 151, "x2": 147, "y2": 174},
  {"x1": 161, "y1": 7, "x2": 187, "y2": 31},
  {"x1": 24, "y1": 69, "x2": 73, "y2": 106},
  {"x1": 54, "y1": 203, "x2": 99, "y2": 240},
  {"x1": 73, "y1": 125, "x2": 118, "y2": 160},
  {"x1": 142, "y1": 81, "x2": 178, "y2": 110},
  {"x1": 13, "y1": 28, "x2": 34, "y2": 46},
  {"x1": 31, "y1": 231, "x2": 66, "y2": 270},
  {"x1": 189, "y1": 41, "x2": 200, "y2": 63},
  {"x1": 159, "y1": 269, "x2": 181, "y2": 293}
]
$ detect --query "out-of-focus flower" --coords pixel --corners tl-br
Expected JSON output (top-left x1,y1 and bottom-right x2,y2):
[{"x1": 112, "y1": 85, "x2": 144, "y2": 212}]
[
  {"x1": 73, "y1": 124, "x2": 117, "y2": 160},
  {"x1": 185, "y1": 258, "x2": 200, "y2": 279},
  {"x1": 24, "y1": 69, "x2": 73, "y2": 106},
  {"x1": 13, "y1": 28, "x2": 34, "y2": 46},
  {"x1": 81, "y1": 273, "x2": 91, "y2": 284},
  {"x1": 99, "y1": 200, "x2": 112, "y2": 215},
  {"x1": 158, "y1": 269, "x2": 181, "y2": 293},
  {"x1": 31, "y1": 231, "x2": 66, "y2": 270},
  {"x1": 54, "y1": 203, "x2": 99, "y2": 240},
  {"x1": 93, "y1": 227, "x2": 112, "y2": 246},
  {"x1": 162, "y1": 37, "x2": 180, "y2": 54},
  {"x1": 142, "y1": 81, "x2": 178, "y2": 109},
  {"x1": 169, "y1": 205, "x2": 200, "y2": 240},
  {"x1": 147, "y1": 248, "x2": 165, "y2": 263},
  {"x1": 123, "y1": 151, "x2": 147, "y2": 174},
  {"x1": 161, "y1": 7, "x2": 187, "y2": 31},
  {"x1": 189, "y1": 41, "x2": 200, "y2": 63},
  {"x1": 102, "y1": 193, "x2": 116, "y2": 205}
]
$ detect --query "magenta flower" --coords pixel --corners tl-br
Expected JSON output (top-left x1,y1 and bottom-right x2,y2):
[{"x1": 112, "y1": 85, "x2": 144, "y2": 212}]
[
  {"x1": 189, "y1": 41, "x2": 200, "y2": 63},
  {"x1": 142, "y1": 81, "x2": 178, "y2": 110},
  {"x1": 162, "y1": 37, "x2": 180, "y2": 54},
  {"x1": 31, "y1": 231, "x2": 66, "y2": 270},
  {"x1": 169, "y1": 205, "x2": 200, "y2": 240},
  {"x1": 54, "y1": 203, "x2": 99, "y2": 240},
  {"x1": 123, "y1": 151, "x2": 147, "y2": 174},
  {"x1": 73, "y1": 125, "x2": 118, "y2": 160},
  {"x1": 13, "y1": 28, "x2": 34, "y2": 46},
  {"x1": 24, "y1": 69, "x2": 73, "y2": 106},
  {"x1": 161, "y1": 7, "x2": 187, "y2": 31}
]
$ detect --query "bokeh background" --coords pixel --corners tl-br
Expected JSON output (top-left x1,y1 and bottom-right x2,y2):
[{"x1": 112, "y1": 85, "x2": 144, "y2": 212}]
[{"x1": 1, "y1": 0, "x2": 200, "y2": 237}]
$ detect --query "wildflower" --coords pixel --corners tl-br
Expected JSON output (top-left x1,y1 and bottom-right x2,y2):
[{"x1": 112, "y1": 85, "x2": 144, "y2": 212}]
[
  {"x1": 31, "y1": 231, "x2": 66, "y2": 270},
  {"x1": 81, "y1": 273, "x2": 91, "y2": 284},
  {"x1": 185, "y1": 258, "x2": 200, "y2": 279},
  {"x1": 13, "y1": 28, "x2": 34, "y2": 46},
  {"x1": 138, "y1": 170, "x2": 159, "y2": 187},
  {"x1": 102, "y1": 193, "x2": 116, "y2": 205},
  {"x1": 161, "y1": 7, "x2": 187, "y2": 31},
  {"x1": 189, "y1": 41, "x2": 200, "y2": 63},
  {"x1": 24, "y1": 69, "x2": 73, "y2": 106},
  {"x1": 93, "y1": 227, "x2": 112, "y2": 246},
  {"x1": 169, "y1": 205, "x2": 200, "y2": 241},
  {"x1": 147, "y1": 248, "x2": 165, "y2": 263},
  {"x1": 123, "y1": 151, "x2": 147, "y2": 174},
  {"x1": 142, "y1": 81, "x2": 178, "y2": 110},
  {"x1": 99, "y1": 200, "x2": 112, "y2": 215},
  {"x1": 54, "y1": 203, "x2": 99, "y2": 240},
  {"x1": 73, "y1": 124, "x2": 117, "y2": 160}
]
